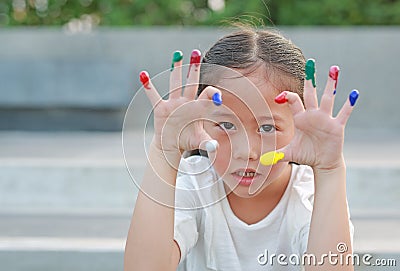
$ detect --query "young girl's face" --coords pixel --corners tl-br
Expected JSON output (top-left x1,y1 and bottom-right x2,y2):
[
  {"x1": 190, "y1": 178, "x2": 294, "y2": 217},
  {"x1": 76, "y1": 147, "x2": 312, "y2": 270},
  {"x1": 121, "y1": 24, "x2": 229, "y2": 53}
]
[{"x1": 204, "y1": 66, "x2": 296, "y2": 198}]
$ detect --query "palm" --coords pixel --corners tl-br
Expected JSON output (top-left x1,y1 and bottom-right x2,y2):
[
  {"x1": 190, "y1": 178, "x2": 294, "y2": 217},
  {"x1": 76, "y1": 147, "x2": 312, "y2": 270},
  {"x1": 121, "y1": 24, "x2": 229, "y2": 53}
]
[
  {"x1": 140, "y1": 54, "x2": 220, "y2": 154},
  {"x1": 280, "y1": 74, "x2": 358, "y2": 171},
  {"x1": 152, "y1": 98, "x2": 209, "y2": 152},
  {"x1": 289, "y1": 111, "x2": 344, "y2": 169}
]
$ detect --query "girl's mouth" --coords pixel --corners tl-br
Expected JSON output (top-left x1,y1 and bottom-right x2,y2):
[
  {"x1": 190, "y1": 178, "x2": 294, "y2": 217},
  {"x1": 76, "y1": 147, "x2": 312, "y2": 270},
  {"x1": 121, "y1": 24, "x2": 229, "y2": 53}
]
[{"x1": 232, "y1": 169, "x2": 260, "y2": 186}]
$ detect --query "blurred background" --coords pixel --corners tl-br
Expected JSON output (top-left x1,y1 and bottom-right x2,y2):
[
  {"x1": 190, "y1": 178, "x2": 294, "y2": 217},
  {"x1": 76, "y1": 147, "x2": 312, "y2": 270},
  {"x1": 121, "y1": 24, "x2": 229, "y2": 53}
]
[{"x1": 0, "y1": 0, "x2": 399, "y2": 270}]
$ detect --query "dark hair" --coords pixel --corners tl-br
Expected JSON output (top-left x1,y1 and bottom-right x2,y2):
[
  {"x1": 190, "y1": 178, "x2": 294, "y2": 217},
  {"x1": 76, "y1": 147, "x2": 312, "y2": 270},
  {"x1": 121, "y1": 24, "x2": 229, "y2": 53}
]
[{"x1": 198, "y1": 27, "x2": 305, "y2": 101}]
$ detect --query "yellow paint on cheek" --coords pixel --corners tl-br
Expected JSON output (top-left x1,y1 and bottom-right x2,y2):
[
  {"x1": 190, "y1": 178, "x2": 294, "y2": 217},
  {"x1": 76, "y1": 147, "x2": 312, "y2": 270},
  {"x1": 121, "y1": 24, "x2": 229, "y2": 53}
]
[{"x1": 260, "y1": 151, "x2": 285, "y2": 166}]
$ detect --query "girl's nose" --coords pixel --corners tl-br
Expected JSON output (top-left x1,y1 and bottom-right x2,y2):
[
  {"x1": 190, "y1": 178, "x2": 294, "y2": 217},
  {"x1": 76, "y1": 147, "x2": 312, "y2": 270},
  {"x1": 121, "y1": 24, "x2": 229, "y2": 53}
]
[{"x1": 232, "y1": 132, "x2": 261, "y2": 161}]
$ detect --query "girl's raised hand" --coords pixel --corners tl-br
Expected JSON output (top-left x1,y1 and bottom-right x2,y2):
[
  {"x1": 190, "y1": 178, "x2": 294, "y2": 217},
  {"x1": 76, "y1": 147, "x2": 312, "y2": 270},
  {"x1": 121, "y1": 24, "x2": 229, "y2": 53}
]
[
  {"x1": 263, "y1": 60, "x2": 359, "y2": 171},
  {"x1": 141, "y1": 50, "x2": 221, "y2": 155}
]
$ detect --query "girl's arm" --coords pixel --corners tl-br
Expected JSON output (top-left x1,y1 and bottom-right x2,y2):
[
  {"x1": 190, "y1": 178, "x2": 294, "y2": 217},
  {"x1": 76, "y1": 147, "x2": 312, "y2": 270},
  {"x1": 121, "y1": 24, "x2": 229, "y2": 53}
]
[
  {"x1": 271, "y1": 62, "x2": 358, "y2": 270},
  {"x1": 307, "y1": 162, "x2": 353, "y2": 271},
  {"x1": 124, "y1": 143, "x2": 181, "y2": 271},
  {"x1": 124, "y1": 50, "x2": 220, "y2": 271}
]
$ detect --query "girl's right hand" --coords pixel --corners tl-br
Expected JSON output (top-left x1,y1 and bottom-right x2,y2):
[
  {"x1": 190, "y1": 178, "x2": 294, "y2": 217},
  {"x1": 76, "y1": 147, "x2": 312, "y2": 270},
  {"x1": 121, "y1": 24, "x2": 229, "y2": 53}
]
[{"x1": 140, "y1": 50, "x2": 222, "y2": 155}]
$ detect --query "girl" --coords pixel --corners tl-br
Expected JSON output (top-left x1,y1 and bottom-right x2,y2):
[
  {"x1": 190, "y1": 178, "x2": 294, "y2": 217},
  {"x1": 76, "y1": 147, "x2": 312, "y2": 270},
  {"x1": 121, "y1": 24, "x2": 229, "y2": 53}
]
[{"x1": 124, "y1": 27, "x2": 358, "y2": 271}]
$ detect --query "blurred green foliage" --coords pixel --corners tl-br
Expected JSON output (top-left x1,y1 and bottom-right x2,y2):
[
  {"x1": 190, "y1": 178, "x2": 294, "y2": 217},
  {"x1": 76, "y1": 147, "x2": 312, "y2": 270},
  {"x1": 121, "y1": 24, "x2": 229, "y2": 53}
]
[{"x1": 1, "y1": 0, "x2": 400, "y2": 27}]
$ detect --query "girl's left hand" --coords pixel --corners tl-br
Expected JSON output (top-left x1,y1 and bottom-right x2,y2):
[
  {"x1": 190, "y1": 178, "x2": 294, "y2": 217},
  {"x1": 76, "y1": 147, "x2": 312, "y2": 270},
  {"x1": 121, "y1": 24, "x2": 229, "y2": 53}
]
[{"x1": 272, "y1": 62, "x2": 359, "y2": 171}]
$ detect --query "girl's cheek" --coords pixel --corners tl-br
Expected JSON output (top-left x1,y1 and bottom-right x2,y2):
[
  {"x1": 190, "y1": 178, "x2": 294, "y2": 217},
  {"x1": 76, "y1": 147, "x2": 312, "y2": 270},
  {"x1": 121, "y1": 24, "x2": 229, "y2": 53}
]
[
  {"x1": 207, "y1": 129, "x2": 232, "y2": 177},
  {"x1": 213, "y1": 142, "x2": 231, "y2": 177},
  {"x1": 276, "y1": 121, "x2": 295, "y2": 149},
  {"x1": 267, "y1": 162, "x2": 286, "y2": 179}
]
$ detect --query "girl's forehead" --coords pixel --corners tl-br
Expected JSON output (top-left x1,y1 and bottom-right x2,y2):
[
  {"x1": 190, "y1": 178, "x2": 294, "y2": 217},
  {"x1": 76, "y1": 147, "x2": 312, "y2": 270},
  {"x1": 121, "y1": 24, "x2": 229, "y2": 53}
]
[
  {"x1": 210, "y1": 88, "x2": 286, "y2": 122},
  {"x1": 214, "y1": 67, "x2": 286, "y2": 99},
  {"x1": 205, "y1": 65, "x2": 295, "y2": 116},
  {"x1": 203, "y1": 65, "x2": 294, "y2": 124},
  {"x1": 217, "y1": 77, "x2": 280, "y2": 103},
  {"x1": 211, "y1": 81, "x2": 290, "y2": 120}
]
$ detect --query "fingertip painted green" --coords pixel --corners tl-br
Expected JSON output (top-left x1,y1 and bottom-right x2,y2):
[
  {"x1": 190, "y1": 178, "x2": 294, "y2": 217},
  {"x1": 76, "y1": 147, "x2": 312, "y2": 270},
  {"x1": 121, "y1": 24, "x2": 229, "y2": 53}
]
[
  {"x1": 170, "y1": 50, "x2": 183, "y2": 71},
  {"x1": 305, "y1": 58, "x2": 316, "y2": 87}
]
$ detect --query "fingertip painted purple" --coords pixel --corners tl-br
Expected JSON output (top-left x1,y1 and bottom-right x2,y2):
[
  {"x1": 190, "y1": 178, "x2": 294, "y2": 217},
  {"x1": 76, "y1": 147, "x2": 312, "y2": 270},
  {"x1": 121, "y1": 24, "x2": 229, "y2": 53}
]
[
  {"x1": 349, "y1": 89, "x2": 359, "y2": 106},
  {"x1": 212, "y1": 93, "x2": 222, "y2": 106}
]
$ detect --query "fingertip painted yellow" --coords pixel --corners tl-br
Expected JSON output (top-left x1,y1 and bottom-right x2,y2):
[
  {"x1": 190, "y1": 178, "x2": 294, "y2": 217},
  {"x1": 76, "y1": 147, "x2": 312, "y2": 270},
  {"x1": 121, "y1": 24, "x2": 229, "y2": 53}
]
[{"x1": 260, "y1": 151, "x2": 285, "y2": 166}]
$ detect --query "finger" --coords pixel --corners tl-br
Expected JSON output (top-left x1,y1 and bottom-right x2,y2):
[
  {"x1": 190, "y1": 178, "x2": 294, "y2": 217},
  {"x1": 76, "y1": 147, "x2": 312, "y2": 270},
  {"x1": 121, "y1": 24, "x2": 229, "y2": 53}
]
[
  {"x1": 169, "y1": 50, "x2": 183, "y2": 99},
  {"x1": 183, "y1": 49, "x2": 201, "y2": 100},
  {"x1": 139, "y1": 71, "x2": 161, "y2": 107},
  {"x1": 189, "y1": 120, "x2": 218, "y2": 153},
  {"x1": 320, "y1": 65, "x2": 340, "y2": 115},
  {"x1": 304, "y1": 58, "x2": 318, "y2": 110},
  {"x1": 275, "y1": 91, "x2": 305, "y2": 117},
  {"x1": 197, "y1": 86, "x2": 223, "y2": 106},
  {"x1": 336, "y1": 89, "x2": 359, "y2": 126},
  {"x1": 199, "y1": 139, "x2": 219, "y2": 153}
]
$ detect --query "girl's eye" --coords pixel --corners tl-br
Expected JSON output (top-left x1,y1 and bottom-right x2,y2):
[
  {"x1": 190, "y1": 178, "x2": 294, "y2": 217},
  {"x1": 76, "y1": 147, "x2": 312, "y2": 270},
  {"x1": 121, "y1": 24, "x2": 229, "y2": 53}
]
[
  {"x1": 218, "y1": 122, "x2": 236, "y2": 130},
  {"x1": 259, "y1": 124, "x2": 276, "y2": 133}
]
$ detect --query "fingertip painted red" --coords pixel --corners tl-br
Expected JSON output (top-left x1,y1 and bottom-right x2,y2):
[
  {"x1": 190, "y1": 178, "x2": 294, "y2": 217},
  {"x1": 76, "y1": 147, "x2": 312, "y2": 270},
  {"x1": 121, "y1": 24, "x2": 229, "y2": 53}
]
[
  {"x1": 329, "y1": 65, "x2": 340, "y2": 89},
  {"x1": 274, "y1": 91, "x2": 288, "y2": 104},
  {"x1": 139, "y1": 71, "x2": 150, "y2": 89},
  {"x1": 190, "y1": 49, "x2": 201, "y2": 67}
]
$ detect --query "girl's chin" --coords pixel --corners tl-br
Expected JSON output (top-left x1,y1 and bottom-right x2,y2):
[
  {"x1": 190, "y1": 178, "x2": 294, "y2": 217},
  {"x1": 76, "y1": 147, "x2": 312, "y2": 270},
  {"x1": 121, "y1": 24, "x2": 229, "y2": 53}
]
[{"x1": 223, "y1": 178, "x2": 272, "y2": 198}]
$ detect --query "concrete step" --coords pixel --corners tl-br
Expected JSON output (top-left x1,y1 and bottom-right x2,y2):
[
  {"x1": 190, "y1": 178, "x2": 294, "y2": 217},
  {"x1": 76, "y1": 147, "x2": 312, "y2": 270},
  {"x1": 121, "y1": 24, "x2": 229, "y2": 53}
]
[
  {"x1": 0, "y1": 213, "x2": 398, "y2": 270},
  {"x1": 0, "y1": 251, "x2": 397, "y2": 271},
  {"x1": 0, "y1": 251, "x2": 123, "y2": 271},
  {"x1": 0, "y1": 131, "x2": 399, "y2": 213},
  {"x1": 3, "y1": 213, "x2": 398, "y2": 251},
  {"x1": 3, "y1": 164, "x2": 399, "y2": 214}
]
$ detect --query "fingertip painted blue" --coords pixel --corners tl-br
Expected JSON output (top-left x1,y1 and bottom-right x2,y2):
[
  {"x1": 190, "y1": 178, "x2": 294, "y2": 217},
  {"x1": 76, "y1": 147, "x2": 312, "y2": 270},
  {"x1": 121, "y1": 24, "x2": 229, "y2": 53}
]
[
  {"x1": 333, "y1": 89, "x2": 336, "y2": 95},
  {"x1": 212, "y1": 92, "x2": 222, "y2": 106},
  {"x1": 349, "y1": 89, "x2": 359, "y2": 106}
]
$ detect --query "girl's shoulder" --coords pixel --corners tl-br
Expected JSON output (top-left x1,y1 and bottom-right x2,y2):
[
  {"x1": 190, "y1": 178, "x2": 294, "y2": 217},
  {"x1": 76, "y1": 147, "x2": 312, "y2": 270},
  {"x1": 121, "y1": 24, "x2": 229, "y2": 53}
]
[
  {"x1": 290, "y1": 163, "x2": 314, "y2": 187},
  {"x1": 176, "y1": 155, "x2": 222, "y2": 207},
  {"x1": 177, "y1": 155, "x2": 216, "y2": 187},
  {"x1": 178, "y1": 154, "x2": 212, "y2": 174}
]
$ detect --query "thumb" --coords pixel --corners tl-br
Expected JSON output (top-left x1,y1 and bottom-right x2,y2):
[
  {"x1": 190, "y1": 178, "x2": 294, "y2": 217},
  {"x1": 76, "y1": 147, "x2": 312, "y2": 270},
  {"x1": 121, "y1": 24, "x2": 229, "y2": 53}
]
[{"x1": 259, "y1": 145, "x2": 293, "y2": 166}]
